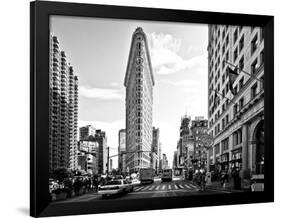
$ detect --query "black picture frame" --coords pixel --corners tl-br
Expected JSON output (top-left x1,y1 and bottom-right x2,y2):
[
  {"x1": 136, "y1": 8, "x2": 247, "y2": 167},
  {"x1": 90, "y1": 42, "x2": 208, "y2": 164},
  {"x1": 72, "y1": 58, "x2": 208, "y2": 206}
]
[{"x1": 30, "y1": 1, "x2": 274, "y2": 217}]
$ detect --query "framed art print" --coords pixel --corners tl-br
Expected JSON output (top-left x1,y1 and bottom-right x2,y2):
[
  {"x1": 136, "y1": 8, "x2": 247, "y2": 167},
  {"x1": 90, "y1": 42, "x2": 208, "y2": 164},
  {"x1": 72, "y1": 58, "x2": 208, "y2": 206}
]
[{"x1": 30, "y1": 1, "x2": 274, "y2": 217}]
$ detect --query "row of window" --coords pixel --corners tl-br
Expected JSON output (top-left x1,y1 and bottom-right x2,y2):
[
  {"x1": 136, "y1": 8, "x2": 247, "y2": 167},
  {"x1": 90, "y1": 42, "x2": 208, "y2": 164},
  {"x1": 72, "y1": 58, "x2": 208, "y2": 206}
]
[
  {"x1": 209, "y1": 28, "x2": 263, "y2": 90},
  {"x1": 213, "y1": 129, "x2": 242, "y2": 155},
  {"x1": 210, "y1": 81, "x2": 261, "y2": 136}
]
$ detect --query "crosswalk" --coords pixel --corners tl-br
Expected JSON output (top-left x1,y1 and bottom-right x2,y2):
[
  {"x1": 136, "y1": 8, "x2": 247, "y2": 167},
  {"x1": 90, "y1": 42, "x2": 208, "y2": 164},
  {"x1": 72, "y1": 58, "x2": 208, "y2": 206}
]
[{"x1": 134, "y1": 183, "x2": 198, "y2": 193}]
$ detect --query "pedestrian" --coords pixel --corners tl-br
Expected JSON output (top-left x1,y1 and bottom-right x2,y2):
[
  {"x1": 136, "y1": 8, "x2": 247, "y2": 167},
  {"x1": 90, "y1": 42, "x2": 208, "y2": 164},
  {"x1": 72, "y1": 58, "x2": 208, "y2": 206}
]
[
  {"x1": 200, "y1": 169, "x2": 206, "y2": 191},
  {"x1": 220, "y1": 171, "x2": 226, "y2": 188}
]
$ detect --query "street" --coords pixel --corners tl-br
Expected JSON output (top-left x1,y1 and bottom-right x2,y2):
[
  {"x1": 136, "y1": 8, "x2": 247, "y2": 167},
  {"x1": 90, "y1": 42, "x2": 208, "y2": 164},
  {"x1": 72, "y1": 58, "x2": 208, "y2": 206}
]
[{"x1": 53, "y1": 177, "x2": 232, "y2": 204}]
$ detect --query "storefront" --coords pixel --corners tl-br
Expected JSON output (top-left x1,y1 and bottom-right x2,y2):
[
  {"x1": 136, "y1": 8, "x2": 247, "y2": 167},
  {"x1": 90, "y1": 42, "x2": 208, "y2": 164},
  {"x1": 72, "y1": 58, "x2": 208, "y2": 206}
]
[
  {"x1": 220, "y1": 153, "x2": 229, "y2": 171},
  {"x1": 231, "y1": 148, "x2": 242, "y2": 170}
]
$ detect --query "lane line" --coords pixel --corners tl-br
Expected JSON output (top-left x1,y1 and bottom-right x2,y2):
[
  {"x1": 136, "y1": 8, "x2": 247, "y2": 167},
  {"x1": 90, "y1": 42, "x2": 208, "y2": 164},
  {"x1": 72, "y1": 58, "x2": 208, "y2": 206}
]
[
  {"x1": 161, "y1": 185, "x2": 166, "y2": 190},
  {"x1": 135, "y1": 186, "x2": 144, "y2": 192},
  {"x1": 148, "y1": 186, "x2": 155, "y2": 191},
  {"x1": 189, "y1": 184, "x2": 197, "y2": 188},
  {"x1": 155, "y1": 185, "x2": 160, "y2": 190},
  {"x1": 179, "y1": 184, "x2": 184, "y2": 189},
  {"x1": 142, "y1": 186, "x2": 150, "y2": 191},
  {"x1": 168, "y1": 185, "x2": 171, "y2": 190},
  {"x1": 174, "y1": 184, "x2": 178, "y2": 190},
  {"x1": 184, "y1": 184, "x2": 191, "y2": 189}
]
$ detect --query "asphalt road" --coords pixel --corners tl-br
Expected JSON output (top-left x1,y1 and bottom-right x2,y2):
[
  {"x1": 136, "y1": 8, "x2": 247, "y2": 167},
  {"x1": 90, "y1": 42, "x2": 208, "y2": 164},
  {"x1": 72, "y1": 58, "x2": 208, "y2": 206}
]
[{"x1": 54, "y1": 177, "x2": 230, "y2": 204}]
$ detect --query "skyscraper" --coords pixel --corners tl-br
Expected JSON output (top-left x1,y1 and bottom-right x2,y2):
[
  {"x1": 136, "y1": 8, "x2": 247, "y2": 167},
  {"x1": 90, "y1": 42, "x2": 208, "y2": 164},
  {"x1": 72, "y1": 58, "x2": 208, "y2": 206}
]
[
  {"x1": 124, "y1": 27, "x2": 155, "y2": 173},
  {"x1": 152, "y1": 127, "x2": 160, "y2": 174},
  {"x1": 207, "y1": 25, "x2": 264, "y2": 179},
  {"x1": 191, "y1": 118, "x2": 208, "y2": 168},
  {"x1": 93, "y1": 130, "x2": 107, "y2": 174},
  {"x1": 118, "y1": 129, "x2": 126, "y2": 173},
  {"x1": 49, "y1": 35, "x2": 79, "y2": 174},
  {"x1": 178, "y1": 115, "x2": 192, "y2": 168},
  {"x1": 79, "y1": 125, "x2": 96, "y2": 141}
]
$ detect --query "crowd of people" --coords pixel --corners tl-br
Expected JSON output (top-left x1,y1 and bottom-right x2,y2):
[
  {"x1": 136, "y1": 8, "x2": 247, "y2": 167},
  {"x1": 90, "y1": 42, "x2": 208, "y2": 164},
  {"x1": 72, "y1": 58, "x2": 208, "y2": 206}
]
[
  {"x1": 49, "y1": 174, "x2": 114, "y2": 201},
  {"x1": 188, "y1": 167, "x2": 242, "y2": 191}
]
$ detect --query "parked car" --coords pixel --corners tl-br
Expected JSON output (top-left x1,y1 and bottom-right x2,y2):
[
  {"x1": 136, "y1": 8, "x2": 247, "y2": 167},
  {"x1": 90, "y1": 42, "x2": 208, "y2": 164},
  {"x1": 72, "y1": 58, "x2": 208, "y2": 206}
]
[
  {"x1": 98, "y1": 179, "x2": 133, "y2": 198},
  {"x1": 250, "y1": 174, "x2": 264, "y2": 192}
]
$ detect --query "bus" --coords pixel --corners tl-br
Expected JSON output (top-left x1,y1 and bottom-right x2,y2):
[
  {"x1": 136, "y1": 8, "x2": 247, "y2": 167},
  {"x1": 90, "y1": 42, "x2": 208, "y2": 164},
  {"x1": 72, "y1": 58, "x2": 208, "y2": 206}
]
[
  {"x1": 139, "y1": 168, "x2": 154, "y2": 184},
  {"x1": 161, "y1": 169, "x2": 173, "y2": 182}
]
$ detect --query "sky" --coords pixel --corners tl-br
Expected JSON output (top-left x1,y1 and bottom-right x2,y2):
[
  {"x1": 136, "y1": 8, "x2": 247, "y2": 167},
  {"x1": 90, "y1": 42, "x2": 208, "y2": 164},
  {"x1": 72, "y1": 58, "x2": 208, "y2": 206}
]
[{"x1": 50, "y1": 16, "x2": 208, "y2": 168}]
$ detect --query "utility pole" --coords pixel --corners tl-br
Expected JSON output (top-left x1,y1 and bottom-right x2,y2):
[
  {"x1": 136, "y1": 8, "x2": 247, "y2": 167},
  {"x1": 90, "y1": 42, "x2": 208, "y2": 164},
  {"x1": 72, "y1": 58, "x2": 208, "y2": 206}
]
[{"x1": 107, "y1": 146, "x2": 110, "y2": 174}]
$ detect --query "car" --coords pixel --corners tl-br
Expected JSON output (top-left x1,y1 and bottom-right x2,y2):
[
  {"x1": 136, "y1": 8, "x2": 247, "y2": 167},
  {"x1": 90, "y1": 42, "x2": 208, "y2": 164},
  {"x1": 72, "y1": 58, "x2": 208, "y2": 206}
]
[
  {"x1": 250, "y1": 174, "x2": 264, "y2": 192},
  {"x1": 98, "y1": 179, "x2": 133, "y2": 198}
]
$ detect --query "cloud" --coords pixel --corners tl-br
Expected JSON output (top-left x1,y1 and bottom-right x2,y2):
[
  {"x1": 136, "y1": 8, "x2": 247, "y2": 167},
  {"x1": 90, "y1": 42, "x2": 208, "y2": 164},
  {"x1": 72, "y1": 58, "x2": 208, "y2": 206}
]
[
  {"x1": 79, "y1": 85, "x2": 124, "y2": 100},
  {"x1": 147, "y1": 32, "x2": 207, "y2": 75}
]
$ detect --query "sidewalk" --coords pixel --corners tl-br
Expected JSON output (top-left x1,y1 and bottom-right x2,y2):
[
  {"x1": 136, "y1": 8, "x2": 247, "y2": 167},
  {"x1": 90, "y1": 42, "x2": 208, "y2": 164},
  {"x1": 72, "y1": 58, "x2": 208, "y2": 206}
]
[{"x1": 205, "y1": 181, "x2": 245, "y2": 193}]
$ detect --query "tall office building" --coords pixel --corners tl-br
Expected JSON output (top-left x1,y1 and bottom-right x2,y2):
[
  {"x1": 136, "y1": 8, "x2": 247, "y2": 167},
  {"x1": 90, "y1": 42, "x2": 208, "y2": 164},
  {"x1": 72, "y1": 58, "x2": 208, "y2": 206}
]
[
  {"x1": 207, "y1": 25, "x2": 264, "y2": 179},
  {"x1": 161, "y1": 154, "x2": 169, "y2": 170},
  {"x1": 152, "y1": 127, "x2": 160, "y2": 174},
  {"x1": 49, "y1": 35, "x2": 79, "y2": 174},
  {"x1": 177, "y1": 115, "x2": 192, "y2": 168},
  {"x1": 118, "y1": 129, "x2": 126, "y2": 173},
  {"x1": 79, "y1": 125, "x2": 96, "y2": 141},
  {"x1": 191, "y1": 118, "x2": 208, "y2": 168},
  {"x1": 124, "y1": 27, "x2": 155, "y2": 173},
  {"x1": 93, "y1": 130, "x2": 108, "y2": 174}
]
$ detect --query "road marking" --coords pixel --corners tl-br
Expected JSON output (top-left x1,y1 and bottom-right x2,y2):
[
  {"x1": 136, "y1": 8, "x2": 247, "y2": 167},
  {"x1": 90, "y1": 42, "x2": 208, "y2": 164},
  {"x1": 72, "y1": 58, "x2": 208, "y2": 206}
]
[
  {"x1": 155, "y1": 185, "x2": 160, "y2": 190},
  {"x1": 178, "y1": 184, "x2": 184, "y2": 189},
  {"x1": 174, "y1": 184, "x2": 178, "y2": 189},
  {"x1": 148, "y1": 186, "x2": 155, "y2": 191},
  {"x1": 161, "y1": 185, "x2": 166, "y2": 190},
  {"x1": 142, "y1": 186, "x2": 150, "y2": 191},
  {"x1": 168, "y1": 185, "x2": 171, "y2": 189},
  {"x1": 184, "y1": 184, "x2": 191, "y2": 189},
  {"x1": 135, "y1": 186, "x2": 144, "y2": 192},
  {"x1": 189, "y1": 184, "x2": 197, "y2": 188}
]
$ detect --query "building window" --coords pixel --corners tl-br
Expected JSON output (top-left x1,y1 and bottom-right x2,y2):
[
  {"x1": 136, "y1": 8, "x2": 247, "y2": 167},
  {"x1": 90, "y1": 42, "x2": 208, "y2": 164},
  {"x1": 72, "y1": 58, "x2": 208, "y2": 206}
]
[
  {"x1": 226, "y1": 114, "x2": 229, "y2": 124},
  {"x1": 251, "y1": 58, "x2": 258, "y2": 74},
  {"x1": 137, "y1": 42, "x2": 142, "y2": 50},
  {"x1": 222, "y1": 73, "x2": 225, "y2": 84},
  {"x1": 222, "y1": 138, "x2": 229, "y2": 151},
  {"x1": 260, "y1": 28, "x2": 264, "y2": 41},
  {"x1": 251, "y1": 83, "x2": 258, "y2": 98},
  {"x1": 234, "y1": 47, "x2": 238, "y2": 62},
  {"x1": 234, "y1": 29, "x2": 238, "y2": 43},
  {"x1": 233, "y1": 103, "x2": 238, "y2": 115},
  {"x1": 260, "y1": 50, "x2": 264, "y2": 66},
  {"x1": 239, "y1": 35, "x2": 244, "y2": 52},
  {"x1": 239, "y1": 77, "x2": 244, "y2": 90},
  {"x1": 215, "y1": 144, "x2": 220, "y2": 155},
  {"x1": 222, "y1": 103, "x2": 225, "y2": 112},
  {"x1": 233, "y1": 128, "x2": 242, "y2": 146},
  {"x1": 233, "y1": 85, "x2": 238, "y2": 95},
  {"x1": 226, "y1": 35, "x2": 229, "y2": 45},
  {"x1": 239, "y1": 56, "x2": 244, "y2": 72},
  {"x1": 239, "y1": 97, "x2": 244, "y2": 109},
  {"x1": 222, "y1": 118, "x2": 225, "y2": 129},
  {"x1": 251, "y1": 34, "x2": 258, "y2": 55},
  {"x1": 226, "y1": 50, "x2": 229, "y2": 61}
]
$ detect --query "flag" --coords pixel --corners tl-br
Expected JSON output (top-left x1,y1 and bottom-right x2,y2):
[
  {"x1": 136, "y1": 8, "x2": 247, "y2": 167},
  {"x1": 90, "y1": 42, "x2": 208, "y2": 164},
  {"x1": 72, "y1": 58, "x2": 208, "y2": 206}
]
[
  {"x1": 212, "y1": 91, "x2": 220, "y2": 109},
  {"x1": 227, "y1": 66, "x2": 239, "y2": 95}
]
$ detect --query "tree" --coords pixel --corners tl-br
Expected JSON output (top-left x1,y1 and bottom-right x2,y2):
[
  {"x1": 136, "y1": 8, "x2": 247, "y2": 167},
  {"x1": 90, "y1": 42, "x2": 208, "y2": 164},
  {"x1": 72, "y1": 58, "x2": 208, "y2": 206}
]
[{"x1": 52, "y1": 168, "x2": 73, "y2": 182}]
